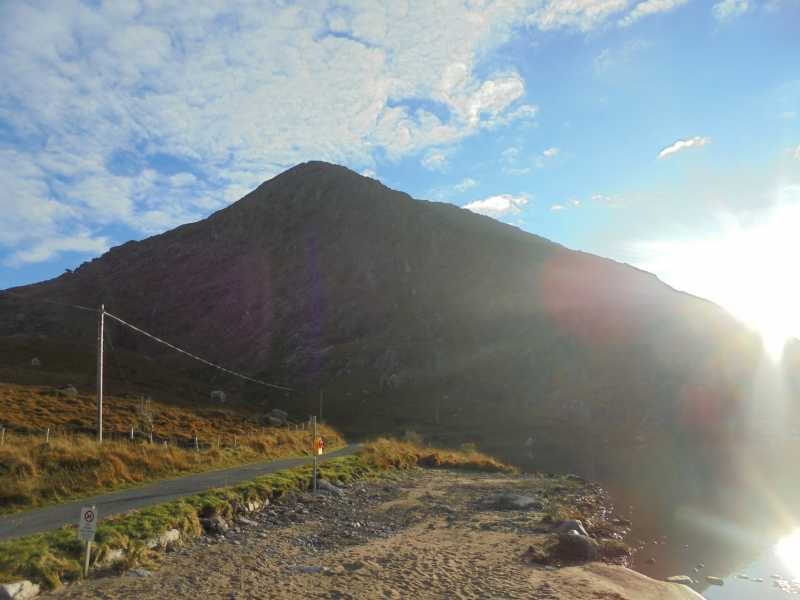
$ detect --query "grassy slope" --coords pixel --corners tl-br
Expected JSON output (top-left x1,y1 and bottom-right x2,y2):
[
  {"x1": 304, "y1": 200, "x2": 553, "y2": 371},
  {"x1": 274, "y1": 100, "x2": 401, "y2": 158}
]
[
  {"x1": 0, "y1": 383, "x2": 343, "y2": 514},
  {"x1": 0, "y1": 439, "x2": 513, "y2": 588}
]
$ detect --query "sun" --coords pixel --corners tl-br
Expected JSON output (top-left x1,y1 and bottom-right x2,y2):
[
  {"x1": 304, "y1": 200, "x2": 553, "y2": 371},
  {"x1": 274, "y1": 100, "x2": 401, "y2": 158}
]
[{"x1": 634, "y1": 200, "x2": 800, "y2": 358}]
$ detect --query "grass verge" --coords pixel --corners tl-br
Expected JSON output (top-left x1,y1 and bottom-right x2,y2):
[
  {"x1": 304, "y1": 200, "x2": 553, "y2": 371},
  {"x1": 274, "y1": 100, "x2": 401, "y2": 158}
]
[
  {"x1": 0, "y1": 438, "x2": 513, "y2": 588},
  {"x1": 0, "y1": 427, "x2": 344, "y2": 515}
]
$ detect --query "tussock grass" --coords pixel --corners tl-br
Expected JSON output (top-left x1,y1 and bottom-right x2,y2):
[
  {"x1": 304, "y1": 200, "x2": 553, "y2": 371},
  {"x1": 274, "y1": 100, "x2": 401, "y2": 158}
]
[
  {"x1": 359, "y1": 437, "x2": 517, "y2": 473},
  {"x1": 0, "y1": 438, "x2": 511, "y2": 588},
  {"x1": 0, "y1": 426, "x2": 343, "y2": 515},
  {"x1": 0, "y1": 383, "x2": 281, "y2": 440}
]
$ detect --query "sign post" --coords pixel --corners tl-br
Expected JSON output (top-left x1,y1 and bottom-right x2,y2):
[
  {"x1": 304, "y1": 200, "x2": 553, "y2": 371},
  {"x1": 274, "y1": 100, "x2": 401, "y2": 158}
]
[
  {"x1": 78, "y1": 506, "x2": 97, "y2": 577},
  {"x1": 312, "y1": 416, "x2": 318, "y2": 492}
]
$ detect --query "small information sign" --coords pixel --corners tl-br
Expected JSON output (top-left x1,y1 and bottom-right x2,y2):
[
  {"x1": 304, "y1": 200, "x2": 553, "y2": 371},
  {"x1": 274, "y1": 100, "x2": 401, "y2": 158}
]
[{"x1": 78, "y1": 506, "x2": 97, "y2": 542}]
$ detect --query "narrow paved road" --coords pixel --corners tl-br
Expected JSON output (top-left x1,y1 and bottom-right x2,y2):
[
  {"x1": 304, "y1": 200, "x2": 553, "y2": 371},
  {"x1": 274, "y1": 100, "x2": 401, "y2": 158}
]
[{"x1": 0, "y1": 444, "x2": 359, "y2": 541}]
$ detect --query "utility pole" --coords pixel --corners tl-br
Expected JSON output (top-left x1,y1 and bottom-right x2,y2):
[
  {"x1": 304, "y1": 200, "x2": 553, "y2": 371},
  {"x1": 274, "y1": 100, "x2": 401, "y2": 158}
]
[
  {"x1": 319, "y1": 389, "x2": 324, "y2": 423},
  {"x1": 96, "y1": 304, "x2": 105, "y2": 443}
]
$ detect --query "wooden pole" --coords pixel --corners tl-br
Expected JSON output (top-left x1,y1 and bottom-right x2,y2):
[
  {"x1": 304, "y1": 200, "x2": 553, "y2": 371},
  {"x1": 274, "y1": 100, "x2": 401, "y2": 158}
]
[
  {"x1": 0, "y1": 427, "x2": 5, "y2": 446},
  {"x1": 319, "y1": 389, "x2": 324, "y2": 423},
  {"x1": 96, "y1": 304, "x2": 105, "y2": 443},
  {"x1": 83, "y1": 541, "x2": 91, "y2": 578},
  {"x1": 46, "y1": 428, "x2": 50, "y2": 443}
]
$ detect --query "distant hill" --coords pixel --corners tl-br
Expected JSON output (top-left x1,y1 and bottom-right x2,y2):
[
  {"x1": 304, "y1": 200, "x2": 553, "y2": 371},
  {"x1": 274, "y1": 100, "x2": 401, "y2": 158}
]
[{"x1": 0, "y1": 161, "x2": 763, "y2": 455}]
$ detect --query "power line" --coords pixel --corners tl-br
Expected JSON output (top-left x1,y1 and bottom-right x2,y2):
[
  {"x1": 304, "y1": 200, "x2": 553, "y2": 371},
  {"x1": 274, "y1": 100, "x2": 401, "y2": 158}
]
[
  {"x1": 104, "y1": 310, "x2": 292, "y2": 392},
  {"x1": 0, "y1": 289, "x2": 292, "y2": 392}
]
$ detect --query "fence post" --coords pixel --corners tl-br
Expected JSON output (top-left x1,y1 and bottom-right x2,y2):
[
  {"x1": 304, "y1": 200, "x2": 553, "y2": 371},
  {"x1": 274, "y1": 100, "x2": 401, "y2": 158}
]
[
  {"x1": 0, "y1": 426, "x2": 5, "y2": 446},
  {"x1": 130, "y1": 425, "x2": 134, "y2": 441},
  {"x1": 46, "y1": 428, "x2": 50, "y2": 443},
  {"x1": 194, "y1": 435, "x2": 199, "y2": 452}
]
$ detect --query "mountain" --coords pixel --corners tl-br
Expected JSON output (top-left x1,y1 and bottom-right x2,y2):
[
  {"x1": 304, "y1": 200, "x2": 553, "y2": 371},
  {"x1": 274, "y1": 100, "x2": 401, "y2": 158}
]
[{"x1": 0, "y1": 161, "x2": 763, "y2": 458}]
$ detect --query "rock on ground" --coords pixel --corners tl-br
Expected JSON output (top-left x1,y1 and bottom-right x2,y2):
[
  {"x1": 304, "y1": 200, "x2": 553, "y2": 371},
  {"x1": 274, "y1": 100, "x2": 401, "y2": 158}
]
[{"x1": 0, "y1": 580, "x2": 40, "y2": 600}]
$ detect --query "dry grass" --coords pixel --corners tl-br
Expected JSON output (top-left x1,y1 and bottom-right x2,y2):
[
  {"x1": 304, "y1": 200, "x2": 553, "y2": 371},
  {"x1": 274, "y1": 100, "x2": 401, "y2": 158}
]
[
  {"x1": 0, "y1": 428, "x2": 343, "y2": 515},
  {"x1": 359, "y1": 437, "x2": 517, "y2": 474},
  {"x1": 0, "y1": 383, "x2": 279, "y2": 441}
]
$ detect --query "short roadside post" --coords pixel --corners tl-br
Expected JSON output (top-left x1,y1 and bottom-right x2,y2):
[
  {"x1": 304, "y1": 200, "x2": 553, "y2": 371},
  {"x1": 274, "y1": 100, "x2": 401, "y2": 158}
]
[
  {"x1": 78, "y1": 506, "x2": 98, "y2": 578},
  {"x1": 312, "y1": 416, "x2": 318, "y2": 492}
]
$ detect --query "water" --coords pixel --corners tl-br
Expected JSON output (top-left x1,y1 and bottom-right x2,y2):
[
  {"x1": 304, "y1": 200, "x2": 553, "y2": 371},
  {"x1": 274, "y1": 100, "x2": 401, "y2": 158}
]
[{"x1": 490, "y1": 432, "x2": 800, "y2": 599}]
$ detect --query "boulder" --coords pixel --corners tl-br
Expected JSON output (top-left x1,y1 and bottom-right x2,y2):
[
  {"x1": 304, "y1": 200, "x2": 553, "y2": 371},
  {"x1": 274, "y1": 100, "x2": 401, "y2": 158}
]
[
  {"x1": 265, "y1": 416, "x2": 285, "y2": 427},
  {"x1": 0, "y1": 581, "x2": 40, "y2": 600},
  {"x1": 29, "y1": 358, "x2": 41, "y2": 368},
  {"x1": 489, "y1": 494, "x2": 543, "y2": 511},
  {"x1": 147, "y1": 528, "x2": 180, "y2": 549},
  {"x1": 555, "y1": 519, "x2": 589, "y2": 537},
  {"x1": 666, "y1": 575, "x2": 695, "y2": 585},
  {"x1": 270, "y1": 408, "x2": 289, "y2": 420},
  {"x1": 57, "y1": 385, "x2": 78, "y2": 397},
  {"x1": 200, "y1": 515, "x2": 229, "y2": 535},
  {"x1": 210, "y1": 390, "x2": 226, "y2": 403},
  {"x1": 553, "y1": 531, "x2": 599, "y2": 562},
  {"x1": 316, "y1": 478, "x2": 344, "y2": 497}
]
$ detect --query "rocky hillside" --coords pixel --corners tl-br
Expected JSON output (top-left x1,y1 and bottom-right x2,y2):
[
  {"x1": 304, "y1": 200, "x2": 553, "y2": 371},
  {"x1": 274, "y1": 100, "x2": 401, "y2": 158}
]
[{"x1": 0, "y1": 161, "x2": 762, "y2": 448}]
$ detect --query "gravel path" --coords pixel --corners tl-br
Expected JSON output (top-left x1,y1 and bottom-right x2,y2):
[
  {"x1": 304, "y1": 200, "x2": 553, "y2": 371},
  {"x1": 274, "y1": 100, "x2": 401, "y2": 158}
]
[
  {"x1": 43, "y1": 470, "x2": 703, "y2": 600},
  {"x1": 0, "y1": 444, "x2": 359, "y2": 541}
]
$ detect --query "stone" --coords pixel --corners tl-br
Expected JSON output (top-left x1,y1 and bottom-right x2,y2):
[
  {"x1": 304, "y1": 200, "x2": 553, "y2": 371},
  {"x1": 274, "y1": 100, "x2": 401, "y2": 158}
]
[
  {"x1": 554, "y1": 519, "x2": 589, "y2": 537},
  {"x1": 490, "y1": 494, "x2": 543, "y2": 511},
  {"x1": 317, "y1": 479, "x2": 344, "y2": 497},
  {"x1": 58, "y1": 384, "x2": 78, "y2": 397},
  {"x1": 236, "y1": 517, "x2": 258, "y2": 527},
  {"x1": 129, "y1": 568, "x2": 152, "y2": 578},
  {"x1": 30, "y1": 358, "x2": 41, "y2": 368},
  {"x1": 666, "y1": 575, "x2": 694, "y2": 585},
  {"x1": 156, "y1": 529, "x2": 181, "y2": 549},
  {"x1": 706, "y1": 576, "x2": 724, "y2": 586},
  {"x1": 0, "y1": 580, "x2": 40, "y2": 600},
  {"x1": 210, "y1": 390, "x2": 226, "y2": 403},
  {"x1": 553, "y1": 531, "x2": 599, "y2": 562},
  {"x1": 99, "y1": 548, "x2": 126, "y2": 566},
  {"x1": 266, "y1": 416, "x2": 284, "y2": 427},
  {"x1": 201, "y1": 515, "x2": 229, "y2": 535}
]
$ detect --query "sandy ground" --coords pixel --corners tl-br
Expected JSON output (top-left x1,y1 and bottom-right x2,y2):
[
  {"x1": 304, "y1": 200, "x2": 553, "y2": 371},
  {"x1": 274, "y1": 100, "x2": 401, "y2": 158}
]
[{"x1": 45, "y1": 470, "x2": 703, "y2": 600}]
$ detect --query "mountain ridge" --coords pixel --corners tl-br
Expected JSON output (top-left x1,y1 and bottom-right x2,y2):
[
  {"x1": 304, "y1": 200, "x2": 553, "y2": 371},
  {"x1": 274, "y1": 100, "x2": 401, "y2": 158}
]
[{"x1": 1, "y1": 161, "x2": 762, "y2": 455}]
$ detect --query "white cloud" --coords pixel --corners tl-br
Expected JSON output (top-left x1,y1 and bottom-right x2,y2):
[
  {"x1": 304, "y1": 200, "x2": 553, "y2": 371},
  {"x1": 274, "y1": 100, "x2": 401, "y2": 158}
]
[
  {"x1": 361, "y1": 168, "x2": 377, "y2": 178},
  {"x1": 543, "y1": 147, "x2": 560, "y2": 158},
  {"x1": 658, "y1": 136, "x2": 711, "y2": 159},
  {"x1": 529, "y1": 0, "x2": 631, "y2": 31},
  {"x1": 550, "y1": 204, "x2": 566, "y2": 211},
  {"x1": 0, "y1": 0, "x2": 674, "y2": 266},
  {"x1": 421, "y1": 149, "x2": 448, "y2": 172},
  {"x1": 794, "y1": 145, "x2": 800, "y2": 161},
  {"x1": 454, "y1": 178, "x2": 478, "y2": 192},
  {"x1": 713, "y1": 0, "x2": 750, "y2": 20},
  {"x1": 5, "y1": 232, "x2": 110, "y2": 267},
  {"x1": 463, "y1": 194, "x2": 529, "y2": 217},
  {"x1": 619, "y1": 0, "x2": 689, "y2": 27}
]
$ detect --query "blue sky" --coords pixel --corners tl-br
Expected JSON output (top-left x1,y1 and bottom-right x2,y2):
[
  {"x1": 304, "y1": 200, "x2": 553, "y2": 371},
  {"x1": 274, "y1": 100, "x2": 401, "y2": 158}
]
[{"x1": 2, "y1": 0, "x2": 799, "y2": 338}]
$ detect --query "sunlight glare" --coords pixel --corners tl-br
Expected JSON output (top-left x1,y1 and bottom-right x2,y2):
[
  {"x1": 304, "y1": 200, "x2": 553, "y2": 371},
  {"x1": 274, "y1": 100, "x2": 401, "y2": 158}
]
[
  {"x1": 634, "y1": 197, "x2": 800, "y2": 358},
  {"x1": 775, "y1": 529, "x2": 800, "y2": 578}
]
